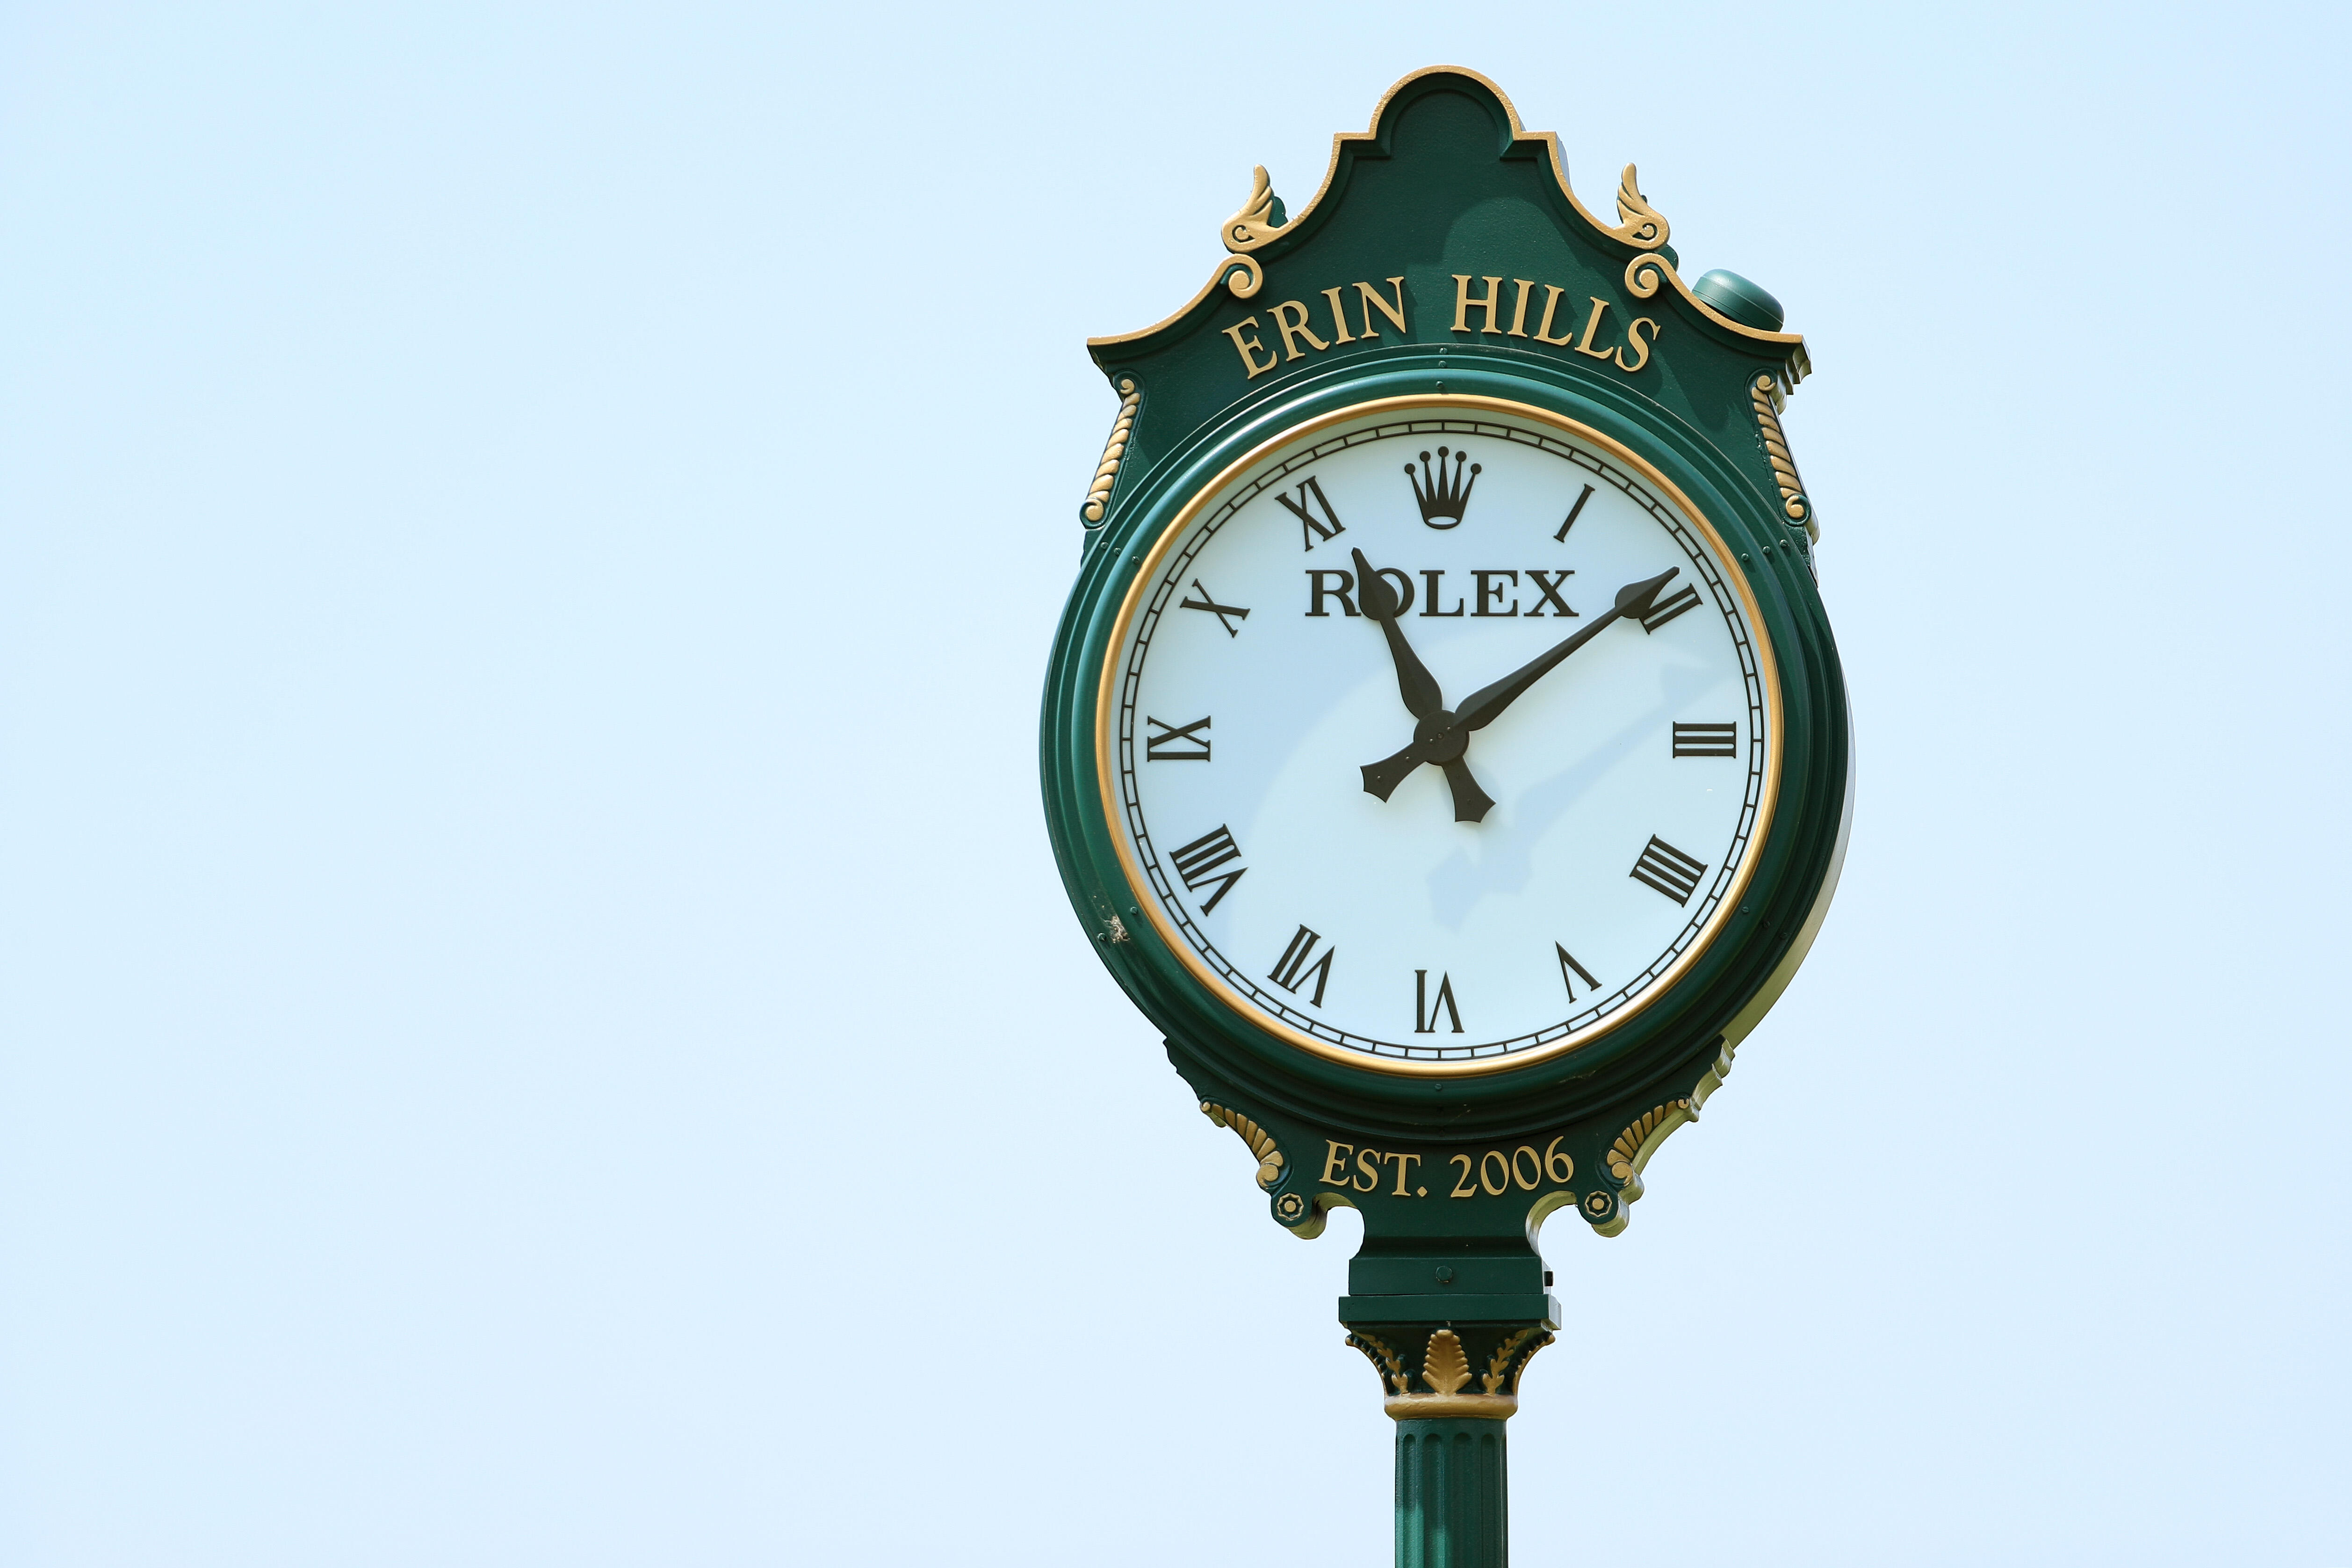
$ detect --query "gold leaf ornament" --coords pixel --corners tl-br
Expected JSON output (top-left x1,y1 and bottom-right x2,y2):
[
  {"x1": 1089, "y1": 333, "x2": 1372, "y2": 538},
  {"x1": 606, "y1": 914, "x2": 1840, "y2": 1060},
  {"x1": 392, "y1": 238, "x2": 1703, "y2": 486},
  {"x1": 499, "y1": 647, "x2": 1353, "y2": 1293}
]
[
  {"x1": 1421, "y1": 1330, "x2": 1472, "y2": 1397},
  {"x1": 1612, "y1": 163, "x2": 1669, "y2": 249}
]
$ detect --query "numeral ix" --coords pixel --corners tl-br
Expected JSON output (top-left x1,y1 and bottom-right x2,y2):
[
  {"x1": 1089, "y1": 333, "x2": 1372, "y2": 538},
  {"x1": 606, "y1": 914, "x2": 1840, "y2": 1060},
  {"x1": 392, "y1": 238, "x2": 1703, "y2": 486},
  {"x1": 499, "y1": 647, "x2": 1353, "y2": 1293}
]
[{"x1": 1144, "y1": 715, "x2": 1211, "y2": 762}]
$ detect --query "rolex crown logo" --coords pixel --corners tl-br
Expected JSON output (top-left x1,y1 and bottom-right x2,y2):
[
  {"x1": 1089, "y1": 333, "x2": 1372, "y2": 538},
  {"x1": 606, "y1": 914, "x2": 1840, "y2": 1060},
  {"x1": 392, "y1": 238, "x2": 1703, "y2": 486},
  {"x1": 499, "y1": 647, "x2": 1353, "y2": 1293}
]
[{"x1": 1405, "y1": 446, "x2": 1481, "y2": 529}]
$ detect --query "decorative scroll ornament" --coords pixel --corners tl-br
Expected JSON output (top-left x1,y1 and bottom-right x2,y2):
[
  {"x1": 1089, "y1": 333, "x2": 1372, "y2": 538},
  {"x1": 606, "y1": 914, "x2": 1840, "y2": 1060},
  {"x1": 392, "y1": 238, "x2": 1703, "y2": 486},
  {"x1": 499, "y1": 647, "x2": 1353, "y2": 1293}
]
[
  {"x1": 1608, "y1": 1099, "x2": 1695, "y2": 1187},
  {"x1": 1200, "y1": 1101, "x2": 1285, "y2": 1189},
  {"x1": 1080, "y1": 378, "x2": 1141, "y2": 525},
  {"x1": 1749, "y1": 372, "x2": 1818, "y2": 539},
  {"x1": 1611, "y1": 163, "x2": 1670, "y2": 249},
  {"x1": 1214, "y1": 165, "x2": 1288, "y2": 299},
  {"x1": 1222, "y1": 164, "x2": 1288, "y2": 251}
]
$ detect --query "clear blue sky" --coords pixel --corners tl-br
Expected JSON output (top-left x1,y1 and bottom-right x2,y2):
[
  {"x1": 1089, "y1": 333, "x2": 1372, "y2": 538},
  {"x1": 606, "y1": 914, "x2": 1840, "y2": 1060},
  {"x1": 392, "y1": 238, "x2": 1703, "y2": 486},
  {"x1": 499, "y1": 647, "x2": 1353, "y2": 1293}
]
[{"x1": 3, "y1": 5, "x2": 2346, "y2": 1564}]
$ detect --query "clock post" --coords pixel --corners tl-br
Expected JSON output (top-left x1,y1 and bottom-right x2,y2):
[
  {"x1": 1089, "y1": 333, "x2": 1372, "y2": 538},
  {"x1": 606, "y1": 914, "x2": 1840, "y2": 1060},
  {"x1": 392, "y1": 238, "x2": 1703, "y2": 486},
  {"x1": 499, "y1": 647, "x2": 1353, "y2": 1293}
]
[{"x1": 1043, "y1": 68, "x2": 1851, "y2": 1566}]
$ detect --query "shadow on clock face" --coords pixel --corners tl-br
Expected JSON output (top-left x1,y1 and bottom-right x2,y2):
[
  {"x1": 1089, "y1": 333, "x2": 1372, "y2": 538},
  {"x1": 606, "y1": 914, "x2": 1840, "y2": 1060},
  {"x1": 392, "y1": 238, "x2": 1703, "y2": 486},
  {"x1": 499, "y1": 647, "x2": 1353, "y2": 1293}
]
[{"x1": 1422, "y1": 656, "x2": 1728, "y2": 932}]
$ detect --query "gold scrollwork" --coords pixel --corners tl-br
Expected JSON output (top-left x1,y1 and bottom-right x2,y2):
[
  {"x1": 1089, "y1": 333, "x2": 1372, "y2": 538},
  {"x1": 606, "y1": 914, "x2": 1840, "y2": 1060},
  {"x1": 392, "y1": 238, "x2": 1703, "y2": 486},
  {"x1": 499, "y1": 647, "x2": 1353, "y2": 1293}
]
[
  {"x1": 1200, "y1": 1102, "x2": 1285, "y2": 1189},
  {"x1": 1222, "y1": 164, "x2": 1288, "y2": 252},
  {"x1": 1378, "y1": 1328, "x2": 1527, "y2": 1419},
  {"x1": 1080, "y1": 378, "x2": 1141, "y2": 525},
  {"x1": 1219, "y1": 253, "x2": 1264, "y2": 299},
  {"x1": 1611, "y1": 163, "x2": 1670, "y2": 249},
  {"x1": 1624, "y1": 250, "x2": 1672, "y2": 299},
  {"x1": 1609, "y1": 1099, "x2": 1694, "y2": 1185},
  {"x1": 1749, "y1": 373, "x2": 1816, "y2": 538}
]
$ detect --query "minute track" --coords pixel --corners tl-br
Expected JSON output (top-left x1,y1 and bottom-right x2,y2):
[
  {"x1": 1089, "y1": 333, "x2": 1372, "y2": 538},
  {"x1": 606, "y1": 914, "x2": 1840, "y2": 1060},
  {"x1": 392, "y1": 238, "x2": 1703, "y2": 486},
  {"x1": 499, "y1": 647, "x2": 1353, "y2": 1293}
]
[{"x1": 1104, "y1": 404, "x2": 1777, "y2": 1069}]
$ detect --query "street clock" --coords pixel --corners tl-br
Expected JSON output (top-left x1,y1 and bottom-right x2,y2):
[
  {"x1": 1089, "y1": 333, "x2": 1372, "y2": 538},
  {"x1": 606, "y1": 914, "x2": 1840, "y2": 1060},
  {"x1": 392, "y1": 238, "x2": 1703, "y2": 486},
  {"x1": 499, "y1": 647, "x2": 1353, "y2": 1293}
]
[{"x1": 1041, "y1": 67, "x2": 1850, "y2": 1564}]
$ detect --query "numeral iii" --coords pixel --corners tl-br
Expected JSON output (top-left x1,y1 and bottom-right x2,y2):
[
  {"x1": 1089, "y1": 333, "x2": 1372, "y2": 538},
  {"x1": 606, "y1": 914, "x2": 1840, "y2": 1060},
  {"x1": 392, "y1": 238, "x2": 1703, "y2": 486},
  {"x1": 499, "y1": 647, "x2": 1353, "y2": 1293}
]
[{"x1": 1672, "y1": 722, "x2": 1737, "y2": 758}]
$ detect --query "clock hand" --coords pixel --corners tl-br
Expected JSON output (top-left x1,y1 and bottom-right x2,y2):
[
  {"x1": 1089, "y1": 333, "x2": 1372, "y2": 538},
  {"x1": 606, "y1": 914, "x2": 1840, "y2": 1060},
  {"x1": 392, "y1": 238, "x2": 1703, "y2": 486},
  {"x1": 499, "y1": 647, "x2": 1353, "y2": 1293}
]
[
  {"x1": 1351, "y1": 548, "x2": 1497, "y2": 823},
  {"x1": 1358, "y1": 569, "x2": 1681, "y2": 791},
  {"x1": 1350, "y1": 547, "x2": 1442, "y2": 718},
  {"x1": 1451, "y1": 568, "x2": 1681, "y2": 732}
]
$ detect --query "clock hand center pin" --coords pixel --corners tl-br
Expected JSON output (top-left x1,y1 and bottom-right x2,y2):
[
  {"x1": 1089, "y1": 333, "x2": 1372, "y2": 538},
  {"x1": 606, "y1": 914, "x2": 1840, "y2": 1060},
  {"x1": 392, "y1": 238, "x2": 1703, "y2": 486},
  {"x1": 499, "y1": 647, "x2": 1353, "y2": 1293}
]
[{"x1": 1350, "y1": 547, "x2": 1493, "y2": 823}]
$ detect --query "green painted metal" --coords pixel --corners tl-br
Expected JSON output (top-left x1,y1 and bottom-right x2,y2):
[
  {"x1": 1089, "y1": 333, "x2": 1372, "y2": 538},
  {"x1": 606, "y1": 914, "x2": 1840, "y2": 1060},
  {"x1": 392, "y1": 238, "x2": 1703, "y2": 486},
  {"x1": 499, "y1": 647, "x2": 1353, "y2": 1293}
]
[
  {"x1": 1396, "y1": 1419, "x2": 1510, "y2": 1568},
  {"x1": 1691, "y1": 267, "x2": 1787, "y2": 332},
  {"x1": 1040, "y1": 67, "x2": 1848, "y2": 1565}
]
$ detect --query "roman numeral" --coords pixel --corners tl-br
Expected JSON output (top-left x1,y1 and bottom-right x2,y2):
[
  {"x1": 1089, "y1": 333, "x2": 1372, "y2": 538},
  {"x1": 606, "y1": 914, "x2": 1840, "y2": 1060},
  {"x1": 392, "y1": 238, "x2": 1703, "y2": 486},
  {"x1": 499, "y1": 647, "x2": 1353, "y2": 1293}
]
[
  {"x1": 1144, "y1": 715, "x2": 1211, "y2": 762},
  {"x1": 1555, "y1": 943, "x2": 1599, "y2": 1001},
  {"x1": 1268, "y1": 924, "x2": 1335, "y2": 1007},
  {"x1": 1672, "y1": 722, "x2": 1738, "y2": 758},
  {"x1": 1168, "y1": 824, "x2": 1247, "y2": 915},
  {"x1": 1553, "y1": 482, "x2": 1596, "y2": 542},
  {"x1": 1414, "y1": 969, "x2": 1463, "y2": 1033},
  {"x1": 1629, "y1": 835, "x2": 1709, "y2": 905},
  {"x1": 1639, "y1": 584, "x2": 1702, "y2": 632},
  {"x1": 1275, "y1": 475, "x2": 1346, "y2": 551},
  {"x1": 1177, "y1": 578, "x2": 1251, "y2": 637}
]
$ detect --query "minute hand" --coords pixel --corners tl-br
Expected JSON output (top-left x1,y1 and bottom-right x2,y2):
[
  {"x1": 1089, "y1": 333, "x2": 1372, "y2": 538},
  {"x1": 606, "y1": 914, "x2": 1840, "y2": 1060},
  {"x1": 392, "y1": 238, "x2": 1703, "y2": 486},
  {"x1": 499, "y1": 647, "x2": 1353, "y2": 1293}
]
[{"x1": 1449, "y1": 568, "x2": 1681, "y2": 733}]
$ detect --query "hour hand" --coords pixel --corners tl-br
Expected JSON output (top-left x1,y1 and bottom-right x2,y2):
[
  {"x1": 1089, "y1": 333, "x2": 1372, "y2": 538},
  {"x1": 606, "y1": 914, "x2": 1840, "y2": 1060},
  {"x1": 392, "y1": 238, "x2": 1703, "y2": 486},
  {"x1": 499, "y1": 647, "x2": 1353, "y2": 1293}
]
[{"x1": 1351, "y1": 548, "x2": 1442, "y2": 719}]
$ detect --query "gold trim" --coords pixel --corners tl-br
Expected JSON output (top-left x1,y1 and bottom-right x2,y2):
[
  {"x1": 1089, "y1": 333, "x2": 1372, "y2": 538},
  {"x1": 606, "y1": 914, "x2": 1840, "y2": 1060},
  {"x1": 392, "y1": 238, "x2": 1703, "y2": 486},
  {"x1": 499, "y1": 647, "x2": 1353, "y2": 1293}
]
[
  {"x1": 1087, "y1": 66, "x2": 1803, "y2": 354},
  {"x1": 1222, "y1": 165, "x2": 1289, "y2": 252},
  {"x1": 1479, "y1": 1327, "x2": 1542, "y2": 1394},
  {"x1": 1610, "y1": 163, "x2": 1668, "y2": 249},
  {"x1": 1749, "y1": 373, "x2": 1817, "y2": 540},
  {"x1": 1200, "y1": 1101, "x2": 1285, "y2": 1190},
  {"x1": 1081, "y1": 377, "x2": 1142, "y2": 525},
  {"x1": 1093, "y1": 394, "x2": 1786, "y2": 1079},
  {"x1": 1608, "y1": 1099, "x2": 1694, "y2": 1185},
  {"x1": 1385, "y1": 1394, "x2": 1517, "y2": 1420},
  {"x1": 1347, "y1": 1330, "x2": 1409, "y2": 1396},
  {"x1": 1421, "y1": 1329, "x2": 1472, "y2": 1395}
]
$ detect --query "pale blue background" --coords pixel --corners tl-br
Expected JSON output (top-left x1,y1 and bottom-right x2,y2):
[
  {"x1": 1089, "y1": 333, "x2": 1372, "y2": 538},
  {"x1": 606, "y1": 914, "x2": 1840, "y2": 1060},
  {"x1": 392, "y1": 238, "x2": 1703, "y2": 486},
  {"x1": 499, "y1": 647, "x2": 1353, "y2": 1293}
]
[{"x1": 3, "y1": 5, "x2": 2346, "y2": 1564}]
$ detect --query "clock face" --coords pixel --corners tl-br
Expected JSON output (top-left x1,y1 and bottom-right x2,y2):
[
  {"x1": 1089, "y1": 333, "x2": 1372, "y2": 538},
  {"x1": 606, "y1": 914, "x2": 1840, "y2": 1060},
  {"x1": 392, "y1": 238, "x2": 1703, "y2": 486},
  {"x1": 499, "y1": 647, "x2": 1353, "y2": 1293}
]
[{"x1": 1099, "y1": 397, "x2": 1780, "y2": 1074}]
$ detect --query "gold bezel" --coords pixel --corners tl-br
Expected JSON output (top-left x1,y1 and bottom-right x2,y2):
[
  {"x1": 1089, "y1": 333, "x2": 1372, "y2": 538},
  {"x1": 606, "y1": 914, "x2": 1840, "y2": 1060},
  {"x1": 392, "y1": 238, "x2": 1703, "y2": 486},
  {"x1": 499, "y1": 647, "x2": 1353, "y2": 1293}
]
[{"x1": 1094, "y1": 394, "x2": 1784, "y2": 1078}]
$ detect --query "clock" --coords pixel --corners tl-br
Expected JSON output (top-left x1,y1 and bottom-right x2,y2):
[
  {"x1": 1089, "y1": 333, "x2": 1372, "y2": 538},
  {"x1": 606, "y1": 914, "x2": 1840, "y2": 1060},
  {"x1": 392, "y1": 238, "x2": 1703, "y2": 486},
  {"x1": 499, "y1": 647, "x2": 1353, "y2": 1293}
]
[{"x1": 1099, "y1": 394, "x2": 1777, "y2": 1076}]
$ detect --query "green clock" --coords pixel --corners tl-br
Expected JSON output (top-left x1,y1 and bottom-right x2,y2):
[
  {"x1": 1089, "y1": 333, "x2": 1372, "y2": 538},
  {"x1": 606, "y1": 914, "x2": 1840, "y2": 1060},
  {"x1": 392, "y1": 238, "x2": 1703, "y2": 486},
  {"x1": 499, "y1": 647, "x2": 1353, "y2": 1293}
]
[{"x1": 1039, "y1": 65, "x2": 1851, "y2": 1562}]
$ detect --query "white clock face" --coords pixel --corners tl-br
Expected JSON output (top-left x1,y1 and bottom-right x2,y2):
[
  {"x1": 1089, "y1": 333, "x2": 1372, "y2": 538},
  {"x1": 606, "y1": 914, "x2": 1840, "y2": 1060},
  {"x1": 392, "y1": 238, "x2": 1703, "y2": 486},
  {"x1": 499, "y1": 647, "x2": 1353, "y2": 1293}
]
[{"x1": 1100, "y1": 398, "x2": 1779, "y2": 1073}]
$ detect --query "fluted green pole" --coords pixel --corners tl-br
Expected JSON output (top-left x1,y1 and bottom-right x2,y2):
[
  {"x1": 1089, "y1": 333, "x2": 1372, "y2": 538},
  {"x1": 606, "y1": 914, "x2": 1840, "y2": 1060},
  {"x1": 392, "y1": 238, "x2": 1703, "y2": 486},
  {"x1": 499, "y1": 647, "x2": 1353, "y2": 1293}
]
[{"x1": 1395, "y1": 1416, "x2": 1509, "y2": 1568}]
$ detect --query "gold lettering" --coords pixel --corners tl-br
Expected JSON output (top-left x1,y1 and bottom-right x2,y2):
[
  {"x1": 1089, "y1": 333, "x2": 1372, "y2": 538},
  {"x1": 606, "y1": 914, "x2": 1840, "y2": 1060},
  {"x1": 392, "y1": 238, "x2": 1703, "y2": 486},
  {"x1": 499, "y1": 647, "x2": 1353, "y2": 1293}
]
[
  {"x1": 1269, "y1": 299, "x2": 1329, "y2": 361},
  {"x1": 1451, "y1": 274, "x2": 1505, "y2": 335},
  {"x1": 1616, "y1": 316, "x2": 1659, "y2": 372},
  {"x1": 1507, "y1": 279, "x2": 1537, "y2": 338},
  {"x1": 1449, "y1": 1153, "x2": 1477, "y2": 1198},
  {"x1": 1532, "y1": 285, "x2": 1576, "y2": 346},
  {"x1": 1544, "y1": 1136, "x2": 1574, "y2": 1184},
  {"x1": 1355, "y1": 276, "x2": 1408, "y2": 337},
  {"x1": 1479, "y1": 1150, "x2": 1510, "y2": 1197},
  {"x1": 1381, "y1": 1151, "x2": 1423, "y2": 1196},
  {"x1": 1321, "y1": 1140, "x2": 1354, "y2": 1186},
  {"x1": 1574, "y1": 297, "x2": 1618, "y2": 360},
  {"x1": 1355, "y1": 1147, "x2": 1382, "y2": 1192},
  {"x1": 1318, "y1": 286, "x2": 1357, "y2": 344},
  {"x1": 1511, "y1": 1146, "x2": 1542, "y2": 1192},
  {"x1": 1223, "y1": 317, "x2": 1278, "y2": 378}
]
